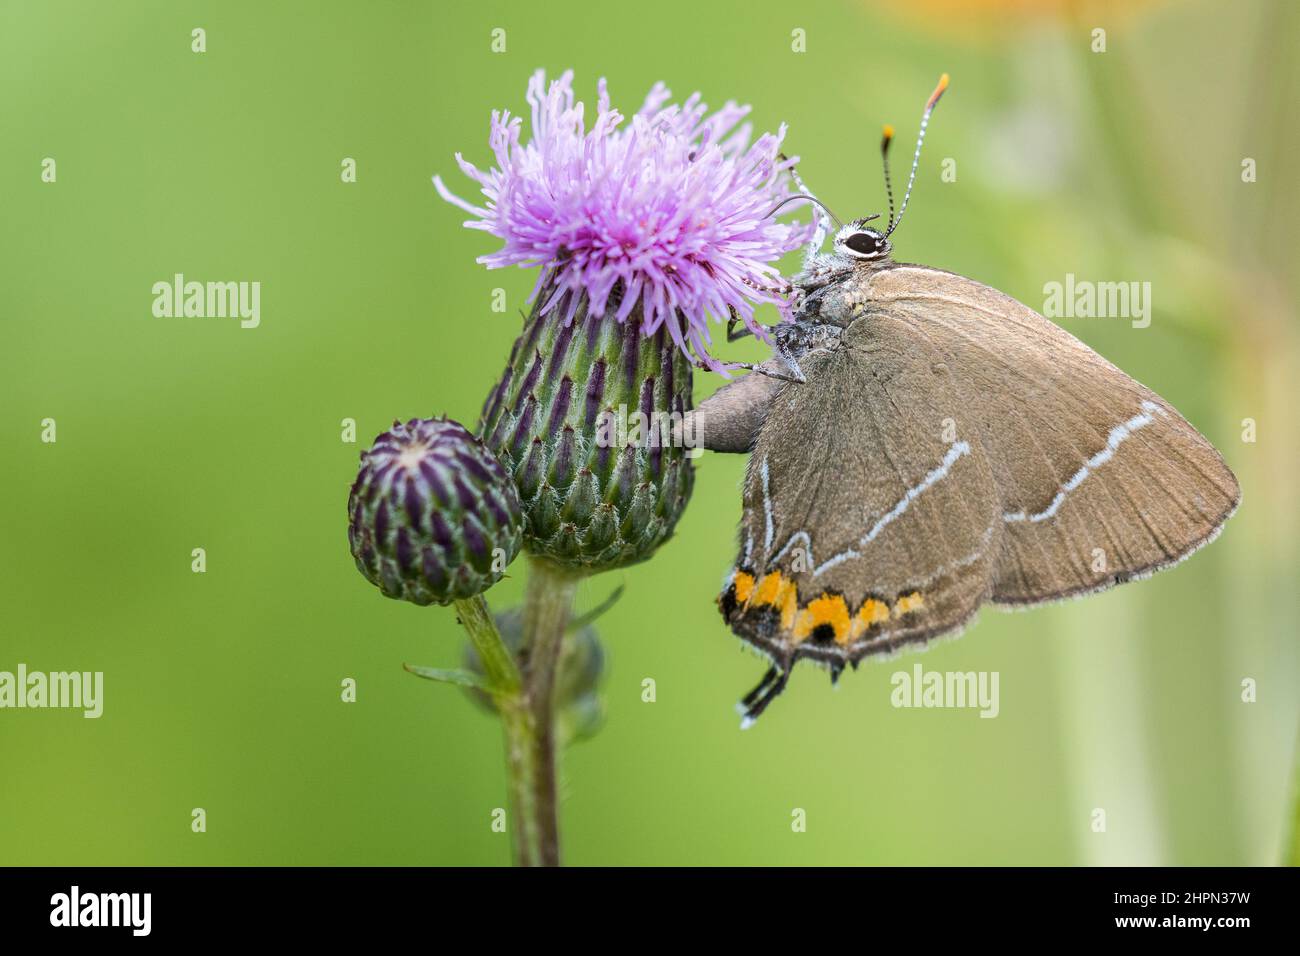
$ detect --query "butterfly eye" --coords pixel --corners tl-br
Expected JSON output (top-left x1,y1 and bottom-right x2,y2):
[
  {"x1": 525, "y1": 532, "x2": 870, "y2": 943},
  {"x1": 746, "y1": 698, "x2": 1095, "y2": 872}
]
[{"x1": 843, "y1": 232, "x2": 882, "y2": 256}]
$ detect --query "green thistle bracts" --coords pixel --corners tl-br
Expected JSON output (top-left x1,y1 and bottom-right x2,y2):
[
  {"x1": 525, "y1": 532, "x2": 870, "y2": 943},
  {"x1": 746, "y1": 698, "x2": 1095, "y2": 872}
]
[
  {"x1": 348, "y1": 417, "x2": 524, "y2": 606},
  {"x1": 479, "y1": 295, "x2": 695, "y2": 571}
]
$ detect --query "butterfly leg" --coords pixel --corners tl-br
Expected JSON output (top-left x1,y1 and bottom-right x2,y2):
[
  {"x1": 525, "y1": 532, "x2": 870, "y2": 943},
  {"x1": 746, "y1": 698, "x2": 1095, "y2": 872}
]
[
  {"x1": 739, "y1": 275, "x2": 795, "y2": 298},
  {"x1": 714, "y1": 333, "x2": 809, "y2": 384},
  {"x1": 723, "y1": 360, "x2": 805, "y2": 384},
  {"x1": 773, "y1": 345, "x2": 807, "y2": 383},
  {"x1": 726, "y1": 312, "x2": 757, "y2": 342}
]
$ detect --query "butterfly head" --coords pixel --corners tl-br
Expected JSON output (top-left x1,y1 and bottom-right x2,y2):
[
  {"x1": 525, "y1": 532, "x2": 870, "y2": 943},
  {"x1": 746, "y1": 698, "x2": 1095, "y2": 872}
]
[{"x1": 834, "y1": 218, "x2": 892, "y2": 261}]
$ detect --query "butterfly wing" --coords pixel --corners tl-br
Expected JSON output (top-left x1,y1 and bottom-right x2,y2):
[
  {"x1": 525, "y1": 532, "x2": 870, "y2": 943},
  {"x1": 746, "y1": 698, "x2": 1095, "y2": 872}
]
[
  {"x1": 720, "y1": 305, "x2": 1003, "y2": 719},
  {"x1": 857, "y1": 265, "x2": 1240, "y2": 605}
]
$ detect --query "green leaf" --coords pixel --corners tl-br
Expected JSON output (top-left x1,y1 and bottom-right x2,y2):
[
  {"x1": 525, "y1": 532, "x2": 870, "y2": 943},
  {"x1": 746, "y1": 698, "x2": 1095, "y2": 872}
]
[
  {"x1": 567, "y1": 584, "x2": 625, "y2": 633},
  {"x1": 403, "y1": 663, "x2": 500, "y2": 692}
]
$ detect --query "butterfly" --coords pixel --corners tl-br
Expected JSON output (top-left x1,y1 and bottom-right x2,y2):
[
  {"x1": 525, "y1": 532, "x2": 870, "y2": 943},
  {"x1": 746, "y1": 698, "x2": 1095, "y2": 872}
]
[{"x1": 692, "y1": 75, "x2": 1241, "y2": 725}]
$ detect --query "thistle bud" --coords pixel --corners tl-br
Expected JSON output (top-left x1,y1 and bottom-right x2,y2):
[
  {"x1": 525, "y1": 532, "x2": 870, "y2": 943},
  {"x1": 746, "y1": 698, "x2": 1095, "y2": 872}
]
[
  {"x1": 478, "y1": 298, "x2": 695, "y2": 570},
  {"x1": 348, "y1": 417, "x2": 524, "y2": 606}
]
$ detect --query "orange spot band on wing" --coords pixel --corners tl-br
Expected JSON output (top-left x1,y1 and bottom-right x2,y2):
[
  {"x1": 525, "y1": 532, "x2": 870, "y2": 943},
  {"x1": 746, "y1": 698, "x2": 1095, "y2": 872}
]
[
  {"x1": 849, "y1": 598, "x2": 891, "y2": 641},
  {"x1": 733, "y1": 571, "x2": 754, "y2": 604},
  {"x1": 894, "y1": 591, "x2": 925, "y2": 617},
  {"x1": 793, "y1": 593, "x2": 852, "y2": 645},
  {"x1": 732, "y1": 575, "x2": 923, "y2": 644},
  {"x1": 752, "y1": 571, "x2": 783, "y2": 606},
  {"x1": 749, "y1": 571, "x2": 799, "y2": 629},
  {"x1": 779, "y1": 580, "x2": 799, "y2": 631}
]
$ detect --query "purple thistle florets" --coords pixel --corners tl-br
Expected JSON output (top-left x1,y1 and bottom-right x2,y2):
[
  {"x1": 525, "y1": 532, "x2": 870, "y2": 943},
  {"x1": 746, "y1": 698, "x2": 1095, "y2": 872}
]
[{"x1": 434, "y1": 70, "x2": 814, "y2": 371}]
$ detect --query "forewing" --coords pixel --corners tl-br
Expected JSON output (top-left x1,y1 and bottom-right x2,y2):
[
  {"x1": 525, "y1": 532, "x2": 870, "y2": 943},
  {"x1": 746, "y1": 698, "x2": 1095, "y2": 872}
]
[
  {"x1": 859, "y1": 265, "x2": 1241, "y2": 605},
  {"x1": 720, "y1": 311, "x2": 1001, "y2": 671}
]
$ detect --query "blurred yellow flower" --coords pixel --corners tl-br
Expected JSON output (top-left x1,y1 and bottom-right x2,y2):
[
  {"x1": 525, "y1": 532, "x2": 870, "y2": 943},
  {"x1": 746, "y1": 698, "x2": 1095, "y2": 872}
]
[{"x1": 873, "y1": 0, "x2": 1169, "y2": 36}]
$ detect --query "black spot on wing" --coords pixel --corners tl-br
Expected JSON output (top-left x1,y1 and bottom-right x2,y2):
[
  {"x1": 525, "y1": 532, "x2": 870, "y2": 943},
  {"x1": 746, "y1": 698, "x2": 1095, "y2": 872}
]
[{"x1": 810, "y1": 623, "x2": 837, "y2": 644}]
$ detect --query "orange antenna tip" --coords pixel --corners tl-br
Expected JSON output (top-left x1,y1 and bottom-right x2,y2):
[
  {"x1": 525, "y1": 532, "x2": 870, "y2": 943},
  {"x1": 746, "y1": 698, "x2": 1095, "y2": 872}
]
[
  {"x1": 882, "y1": 124, "x2": 895, "y2": 140},
  {"x1": 886, "y1": 74, "x2": 950, "y2": 239},
  {"x1": 926, "y1": 73, "x2": 950, "y2": 110}
]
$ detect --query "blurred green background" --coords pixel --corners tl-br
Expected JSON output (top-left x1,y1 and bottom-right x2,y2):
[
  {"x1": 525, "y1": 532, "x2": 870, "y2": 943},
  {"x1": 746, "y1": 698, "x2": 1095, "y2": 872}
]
[{"x1": 2, "y1": 0, "x2": 1297, "y2": 866}]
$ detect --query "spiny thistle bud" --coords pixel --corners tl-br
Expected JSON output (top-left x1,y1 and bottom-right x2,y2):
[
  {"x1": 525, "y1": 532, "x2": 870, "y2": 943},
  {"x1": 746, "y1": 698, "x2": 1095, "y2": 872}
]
[
  {"x1": 464, "y1": 608, "x2": 606, "y2": 743},
  {"x1": 477, "y1": 298, "x2": 695, "y2": 569},
  {"x1": 348, "y1": 417, "x2": 524, "y2": 606},
  {"x1": 434, "y1": 69, "x2": 812, "y2": 571}
]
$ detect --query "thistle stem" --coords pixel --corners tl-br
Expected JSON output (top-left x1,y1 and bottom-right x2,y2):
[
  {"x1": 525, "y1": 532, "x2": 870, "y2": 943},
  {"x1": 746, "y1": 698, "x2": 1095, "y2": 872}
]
[
  {"x1": 519, "y1": 558, "x2": 579, "y2": 867},
  {"x1": 455, "y1": 563, "x2": 580, "y2": 866},
  {"x1": 452, "y1": 595, "x2": 539, "y2": 866},
  {"x1": 498, "y1": 696, "x2": 542, "y2": 867},
  {"x1": 453, "y1": 594, "x2": 520, "y2": 693}
]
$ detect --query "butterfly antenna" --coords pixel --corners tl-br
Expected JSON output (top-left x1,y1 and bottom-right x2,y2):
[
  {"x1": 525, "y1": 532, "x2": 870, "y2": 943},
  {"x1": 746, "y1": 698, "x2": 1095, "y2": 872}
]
[
  {"x1": 885, "y1": 72, "x2": 948, "y2": 239},
  {"x1": 777, "y1": 154, "x2": 840, "y2": 261},
  {"x1": 881, "y1": 124, "x2": 897, "y2": 232},
  {"x1": 765, "y1": 193, "x2": 843, "y2": 230}
]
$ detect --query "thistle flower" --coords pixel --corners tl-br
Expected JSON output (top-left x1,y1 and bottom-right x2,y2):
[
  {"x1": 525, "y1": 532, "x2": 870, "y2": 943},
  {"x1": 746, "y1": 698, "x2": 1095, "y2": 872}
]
[
  {"x1": 435, "y1": 71, "x2": 811, "y2": 571},
  {"x1": 434, "y1": 69, "x2": 813, "y2": 367},
  {"x1": 348, "y1": 417, "x2": 524, "y2": 605}
]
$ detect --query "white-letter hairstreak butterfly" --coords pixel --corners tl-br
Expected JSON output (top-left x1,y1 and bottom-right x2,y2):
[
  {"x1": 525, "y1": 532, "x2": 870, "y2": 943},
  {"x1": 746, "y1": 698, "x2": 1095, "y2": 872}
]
[{"x1": 692, "y1": 75, "x2": 1241, "y2": 725}]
